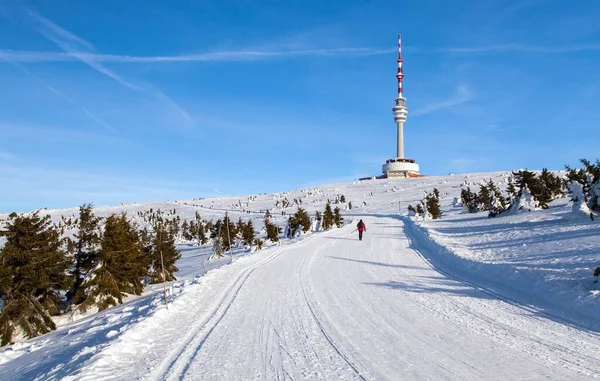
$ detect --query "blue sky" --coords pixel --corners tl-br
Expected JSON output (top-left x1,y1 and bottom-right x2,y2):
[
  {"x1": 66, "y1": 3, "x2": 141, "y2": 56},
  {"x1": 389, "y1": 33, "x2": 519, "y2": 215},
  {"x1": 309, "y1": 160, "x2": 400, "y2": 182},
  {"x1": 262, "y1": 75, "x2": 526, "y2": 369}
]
[{"x1": 1, "y1": 0, "x2": 599, "y2": 212}]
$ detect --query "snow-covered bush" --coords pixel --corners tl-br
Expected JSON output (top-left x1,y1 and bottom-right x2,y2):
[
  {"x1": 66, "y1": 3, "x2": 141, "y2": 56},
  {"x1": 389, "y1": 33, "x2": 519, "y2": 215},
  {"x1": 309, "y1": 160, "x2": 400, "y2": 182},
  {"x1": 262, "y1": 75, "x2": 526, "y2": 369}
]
[{"x1": 505, "y1": 185, "x2": 541, "y2": 215}]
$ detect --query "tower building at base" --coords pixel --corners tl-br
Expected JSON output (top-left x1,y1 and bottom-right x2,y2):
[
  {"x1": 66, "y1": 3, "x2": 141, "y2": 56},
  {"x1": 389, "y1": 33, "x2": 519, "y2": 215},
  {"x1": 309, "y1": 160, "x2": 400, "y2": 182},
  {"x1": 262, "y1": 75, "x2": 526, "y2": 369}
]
[{"x1": 381, "y1": 35, "x2": 421, "y2": 178}]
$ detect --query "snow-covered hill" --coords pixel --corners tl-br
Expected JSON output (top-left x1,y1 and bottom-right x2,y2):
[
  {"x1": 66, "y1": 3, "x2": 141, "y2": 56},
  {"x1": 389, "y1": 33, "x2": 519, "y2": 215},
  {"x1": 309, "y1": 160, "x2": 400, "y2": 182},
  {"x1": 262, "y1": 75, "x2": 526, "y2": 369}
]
[{"x1": 1, "y1": 171, "x2": 599, "y2": 380}]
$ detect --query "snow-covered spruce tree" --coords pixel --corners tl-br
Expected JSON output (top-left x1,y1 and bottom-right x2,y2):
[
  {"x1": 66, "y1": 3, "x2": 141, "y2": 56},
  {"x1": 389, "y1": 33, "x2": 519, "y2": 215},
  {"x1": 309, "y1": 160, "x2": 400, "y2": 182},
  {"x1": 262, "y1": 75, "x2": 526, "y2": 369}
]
[
  {"x1": 540, "y1": 168, "x2": 565, "y2": 200},
  {"x1": 294, "y1": 207, "x2": 311, "y2": 233},
  {"x1": 511, "y1": 170, "x2": 550, "y2": 209},
  {"x1": 477, "y1": 185, "x2": 491, "y2": 211},
  {"x1": 460, "y1": 187, "x2": 479, "y2": 213},
  {"x1": 416, "y1": 203, "x2": 424, "y2": 217},
  {"x1": 181, "y1": 220, "x2": 191, "y2": 240},
  {"x1": 285, "y1": 216, "x2": 299, "y2": 238},
  {"x1": 333, "y1": 206, "x2": 344, "y2": 227},
  {"x1": 210, "y1": 219, "x2": 225, "y2": 257},
  {"x1": 78, "y1": 213, "x2": 148, "y2": 312},
  {"x1": 322, "y1": 201, "x2": 335, "y2": 230},
  {"x1": 0, "y1": 212, "x2": 72, "y2": 346},
  {"x1": 340, "y1": 195, "x2": 346, "y2": 203},
  {"x1": 148, "y1": 222, "x2": 181, "y2": 284},
  {"x1": 425, "y1": 189, "x2": 442, "y2": 219},
  {"x1": 68, "y1": 203, "x2": 101, "y2": 305},
  {"x1": 567, "y1": 181, "x2": 594, "y2": 220},
  {"x1": 241, "y1": 220, "x2": 255, "y2": 246},
  {"x1": 197, "y1": 220, "x2": 208, "y2": 245},
  {"x1": 506, "y1": 185, "x2": 541, "y2": 215},
  {"x1": 221, "y1": 213, "x2": 237, "y2": 252},
  {"x1": 264, "y1": 216, "x2": 280, "y2": 243},
  {"x1": 505, "y1": 178, "x2": 519, "y2": 206},
  {"x1": 485, "y1": 180, "x2": 507, "y2": 217},
  {"x1": 348, "y1": 201, "x2": 353, "y2": 210},
  {"x1": 593, "y1": 267, "x2": 600, "y2": 283},
  {"x1": 566, "y1": 159, "x2": 600, "y2": 212}
]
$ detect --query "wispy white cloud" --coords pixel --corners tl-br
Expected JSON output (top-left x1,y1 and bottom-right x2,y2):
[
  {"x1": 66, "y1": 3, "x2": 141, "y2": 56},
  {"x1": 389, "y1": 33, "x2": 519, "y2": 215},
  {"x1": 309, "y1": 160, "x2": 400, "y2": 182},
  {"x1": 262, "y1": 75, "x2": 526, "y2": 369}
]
[
  {"x1": 440, "y1": 43, "x2": 600, "y2": 54},
  {"x1": 8, "y1": 60, "x2": 116, "y2": 132},
  {"x1": 23, "y1": 9, "x2": 194, "y2": 127},
  {"x1": 412, "y1": 85, "x2": 473, "y2": 117},
  {"x1": 0, "y1": 47, "x2": 394, "y2": 63}
]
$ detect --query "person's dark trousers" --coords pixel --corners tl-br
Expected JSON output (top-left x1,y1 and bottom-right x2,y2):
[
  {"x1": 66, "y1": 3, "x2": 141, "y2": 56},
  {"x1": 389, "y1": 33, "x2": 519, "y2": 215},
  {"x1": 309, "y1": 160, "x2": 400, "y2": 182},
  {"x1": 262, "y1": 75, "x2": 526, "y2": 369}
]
[{"x1": 359, "y1": 230, "x2": 363, "y2": 240}]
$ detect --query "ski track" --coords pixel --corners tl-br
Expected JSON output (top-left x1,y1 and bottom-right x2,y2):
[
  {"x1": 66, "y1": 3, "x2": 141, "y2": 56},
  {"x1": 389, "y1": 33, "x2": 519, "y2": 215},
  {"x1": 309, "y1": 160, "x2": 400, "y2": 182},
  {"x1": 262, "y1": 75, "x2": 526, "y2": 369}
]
[{"x1": 45, "y1": 215, "x2": 600, "y2": 380}]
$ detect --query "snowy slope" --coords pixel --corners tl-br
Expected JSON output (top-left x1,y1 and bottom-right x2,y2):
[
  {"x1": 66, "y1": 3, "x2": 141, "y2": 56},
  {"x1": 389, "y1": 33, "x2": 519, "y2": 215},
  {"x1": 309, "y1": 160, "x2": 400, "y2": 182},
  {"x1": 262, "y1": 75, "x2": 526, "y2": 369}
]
[{"x1": 1, "y1": 171, "x2": 599, "y2": 380}]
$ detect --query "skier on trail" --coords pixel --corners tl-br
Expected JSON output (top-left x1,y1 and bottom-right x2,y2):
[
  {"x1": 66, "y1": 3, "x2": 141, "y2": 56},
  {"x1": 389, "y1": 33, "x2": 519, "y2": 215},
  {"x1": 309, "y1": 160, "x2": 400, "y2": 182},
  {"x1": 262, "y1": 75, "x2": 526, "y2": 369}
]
[{"x1": 356, "y1": 219, "x2": 366, "y2": 241}]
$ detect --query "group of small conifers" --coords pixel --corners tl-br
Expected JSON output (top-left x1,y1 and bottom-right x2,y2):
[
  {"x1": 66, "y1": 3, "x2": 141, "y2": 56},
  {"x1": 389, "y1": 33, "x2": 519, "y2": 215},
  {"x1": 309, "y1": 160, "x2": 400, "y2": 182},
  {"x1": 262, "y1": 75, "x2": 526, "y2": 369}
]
[{"x1": 0, "y1": 197, "x2": 346, "y2": 346}]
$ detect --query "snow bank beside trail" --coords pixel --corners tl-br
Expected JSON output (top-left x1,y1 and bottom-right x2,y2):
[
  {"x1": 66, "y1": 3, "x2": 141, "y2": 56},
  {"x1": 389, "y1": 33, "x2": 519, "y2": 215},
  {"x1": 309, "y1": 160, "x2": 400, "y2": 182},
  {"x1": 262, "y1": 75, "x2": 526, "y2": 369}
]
[{"x1": 402, "y1": 212, "x2": 600, "y2": 332}]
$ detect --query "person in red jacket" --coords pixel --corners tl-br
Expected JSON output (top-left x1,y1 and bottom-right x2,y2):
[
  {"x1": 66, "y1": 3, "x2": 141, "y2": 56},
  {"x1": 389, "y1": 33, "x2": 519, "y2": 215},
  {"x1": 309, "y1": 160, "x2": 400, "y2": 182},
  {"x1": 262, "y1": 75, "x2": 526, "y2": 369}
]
[{"x1": 356, "y1": 219, "x2": 366, "y2": 241}]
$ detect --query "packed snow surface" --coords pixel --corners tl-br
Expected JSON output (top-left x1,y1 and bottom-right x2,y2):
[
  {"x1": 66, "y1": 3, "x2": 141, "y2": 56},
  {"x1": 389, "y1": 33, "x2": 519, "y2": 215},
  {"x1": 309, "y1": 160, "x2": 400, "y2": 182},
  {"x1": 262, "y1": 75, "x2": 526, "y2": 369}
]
[{"x1": 1, "y1": 171, "x2": 599, "y2": 380}]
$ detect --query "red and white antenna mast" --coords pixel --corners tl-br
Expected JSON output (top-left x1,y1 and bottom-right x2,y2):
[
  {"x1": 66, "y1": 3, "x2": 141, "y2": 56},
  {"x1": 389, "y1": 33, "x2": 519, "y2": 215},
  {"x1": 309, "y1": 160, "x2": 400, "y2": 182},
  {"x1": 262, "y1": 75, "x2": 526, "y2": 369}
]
[{"x1": 397, "y1": 34, "x2": 404, "y2": 98}]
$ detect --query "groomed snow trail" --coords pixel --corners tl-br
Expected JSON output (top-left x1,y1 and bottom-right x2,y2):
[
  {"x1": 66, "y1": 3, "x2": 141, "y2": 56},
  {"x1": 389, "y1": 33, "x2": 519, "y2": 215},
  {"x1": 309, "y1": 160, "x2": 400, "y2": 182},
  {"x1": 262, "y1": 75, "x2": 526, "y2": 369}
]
[{"x1": 78, "y1": 216, "x2": 600, "y2": 380}]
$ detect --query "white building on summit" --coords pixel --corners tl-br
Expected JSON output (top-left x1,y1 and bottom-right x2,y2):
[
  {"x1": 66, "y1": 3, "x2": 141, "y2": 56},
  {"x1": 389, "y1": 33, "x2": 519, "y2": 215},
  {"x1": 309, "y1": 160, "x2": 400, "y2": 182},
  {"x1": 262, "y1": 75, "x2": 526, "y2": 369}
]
[{"x1": 381, "y1": 35, "x2": 421, "y2": 178}]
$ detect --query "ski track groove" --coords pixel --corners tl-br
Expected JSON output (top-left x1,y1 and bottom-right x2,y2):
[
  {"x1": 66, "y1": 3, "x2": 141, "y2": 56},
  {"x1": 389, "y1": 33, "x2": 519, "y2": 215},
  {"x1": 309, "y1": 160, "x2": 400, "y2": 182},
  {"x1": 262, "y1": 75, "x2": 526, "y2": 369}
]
[
  {"x1": 332, "y1": 230, "x2": 464, "y2": 380},
  {"x1": 298, "y1": 236, "x2": 368, "y2": 381},
  {"x1": 152, "y1": 245, "x2": 288, "y2": 381}
]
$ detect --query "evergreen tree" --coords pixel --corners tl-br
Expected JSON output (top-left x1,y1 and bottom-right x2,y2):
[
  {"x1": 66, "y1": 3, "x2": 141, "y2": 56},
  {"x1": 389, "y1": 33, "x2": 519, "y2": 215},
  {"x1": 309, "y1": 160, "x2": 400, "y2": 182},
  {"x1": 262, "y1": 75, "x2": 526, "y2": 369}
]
[
  {"x1": 220, "y1": 213, "x2": 237, "y2": 251},
  {"x1": 68, "y1": 203, "x2": 101, "y2": 305},
  {"x1": 241, "y1": 220, "x2": 256, "y2": 246},
  {"x1": 425, "y1": 189, "x2": 442, "y2": 219},
  {"x1": 333, "y1": 206, "x2": 344, "y2": 227},
  {"x1": 460, "y1": 187, "x2": 479, "y2": 213},
  {"x1": 416, "y1": 203, "x2": 424, "y2": 216},
  {"x1": 78, "y1": 213, "x2": 147, "y2": 312},
  {"x1": 486, "y1": 180, "x2": 506, "y2": 216},
  {"x1": 148, "y1": 222, "x2": 181, "y2": 284},
  {"x1": 566, "y1": 159, "x2": 600, "y2": 212},
  {"x1": 0, "y1": 212, "x2": 71, "y2": 346},
  {"x1": 181, "y1": 220, "x2": 192, "y2": 241},
  {"x1": 540, "y1": 168, "x2": 564, "y2": 199},
  {"x1": 478, "y1": 185, "x2": 492, "y2": 211},
  {"x1": 294, "y1": 207, "x2": 312, "y2": 233},
  {"x1": 512, "y1": 169, "x2": 550, "y2": 209},
  {"x1": 506, "y1": 178, "x2": 518, "y2": 204},
  {"x1": 315, "y1": 211, "x2": 322, "y2": 221},
  {"x1": 264, "y1": 216, "x2": 280, "y2": 243},
  {"x1": 286, "y1": 215, "x2": 300, "y2": 238},
  {"x1": 348, "y1": 202, "x2": 353, "y2": 210},
  {"x1": 322, "y1": 201, "x2": 335, "y2": 230},
  {"x1": 340, "y1": 195, "x2": 346, "y2": 203}
]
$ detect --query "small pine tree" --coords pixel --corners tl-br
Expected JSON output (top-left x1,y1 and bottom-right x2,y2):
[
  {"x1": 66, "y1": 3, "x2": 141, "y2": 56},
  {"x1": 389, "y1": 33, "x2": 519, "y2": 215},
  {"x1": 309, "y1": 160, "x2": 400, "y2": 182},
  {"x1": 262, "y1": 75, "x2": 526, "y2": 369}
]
[
  {"x1": 295, "y1": 207, "x2": 311, "y2": 233},
  {"x1": 333, "y1": 206, "x2": 344, "y2": 227},
  {"x1": 478, "y1": 185, "x2": 491, "y2": 211},
  {"x1": 264, "y1": 217, "x2": 280, "y2": 243},
  {"x1": 322, "y1": 201, "x2": 335, "y2": 230},
  {"x1": 461, "y1": 187, "x2": 479, "y2": 213},
  {"x1": 340, "y1": 195, "x2": 346, "y2": 203},
  {"x1": 78, "y1": 213, "x2": 147, "y2": 312},
  {"x1": 425, "y1": 189, "x2": 442, "y2": 219},
  {"x1": 241, "y1": 220, "x2": 255, "y2": 246},
  {"x1": 68, "y1": 203, "x2": 101, "y2": 305},
  {"x1": 254, "y1": 238, "x2": 264, "y2": 250},
  {"x1": 221, "y1": 213, "x2": 237, "y2": 252},
  {"x1": 593, "y1": 267, "x2": 600, "y2": 283},
  {"x1": 0, "y1": 212, "x2": 72, "y2": 346},
  {"x1": 416, "y1": 203, "x2": 424, "y2": 216},
  {"x1": 486, "y1": 180, "x2": 507, "y2": 216},
  {"x1": 148, "y1": 222, "x2": 181, "y2": 284},
  {"x1": 348, "y1": 202, "x2": 353, "y2": 210}
]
